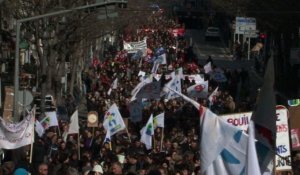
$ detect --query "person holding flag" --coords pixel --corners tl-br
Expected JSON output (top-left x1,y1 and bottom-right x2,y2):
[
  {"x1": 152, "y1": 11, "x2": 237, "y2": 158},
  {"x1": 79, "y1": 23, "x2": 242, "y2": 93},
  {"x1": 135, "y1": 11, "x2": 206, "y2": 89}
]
[{"x1": 140, "y1": 114, "x2": 154, "y2": 150}]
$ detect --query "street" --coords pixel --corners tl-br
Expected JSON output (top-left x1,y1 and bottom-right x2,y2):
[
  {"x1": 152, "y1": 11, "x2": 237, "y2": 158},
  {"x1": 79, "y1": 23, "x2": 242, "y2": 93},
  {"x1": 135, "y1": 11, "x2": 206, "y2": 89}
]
[{"x1": 186, "y1": 29, "x2": 255, "y2": 70}]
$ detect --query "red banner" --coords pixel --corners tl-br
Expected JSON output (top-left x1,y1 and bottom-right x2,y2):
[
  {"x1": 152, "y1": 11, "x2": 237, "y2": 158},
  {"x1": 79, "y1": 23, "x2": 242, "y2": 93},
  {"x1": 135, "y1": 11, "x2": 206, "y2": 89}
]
[{"x1": 171, "y1": 28, "x2": 185, "y2": 37}]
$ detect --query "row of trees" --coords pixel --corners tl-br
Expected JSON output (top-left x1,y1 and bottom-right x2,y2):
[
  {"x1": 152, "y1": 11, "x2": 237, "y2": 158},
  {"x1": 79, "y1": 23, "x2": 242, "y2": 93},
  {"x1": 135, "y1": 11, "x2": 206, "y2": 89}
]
[{"x1": 0, "y1": 0, "x2": 164, "y2": 117}]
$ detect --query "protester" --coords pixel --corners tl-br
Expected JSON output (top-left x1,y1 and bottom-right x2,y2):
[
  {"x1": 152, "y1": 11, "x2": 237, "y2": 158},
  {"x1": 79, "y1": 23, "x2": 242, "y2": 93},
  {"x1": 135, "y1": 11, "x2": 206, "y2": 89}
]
[{"x1": 0, "y1": 4, "x2": 259, "y2": 175}]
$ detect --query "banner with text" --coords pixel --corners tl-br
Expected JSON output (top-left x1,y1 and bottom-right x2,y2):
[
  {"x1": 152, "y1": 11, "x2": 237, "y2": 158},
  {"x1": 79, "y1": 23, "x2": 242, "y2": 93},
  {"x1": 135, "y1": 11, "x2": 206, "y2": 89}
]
[
  {"x1": 123, "y1": 38, "x2": 147, "y2": 54},
  {"x1": 220, "y1": 106, "x2": 292, "y2": 171},
  {"x1": 0, "y1": 114, "x2": 34, "y2": 149}
]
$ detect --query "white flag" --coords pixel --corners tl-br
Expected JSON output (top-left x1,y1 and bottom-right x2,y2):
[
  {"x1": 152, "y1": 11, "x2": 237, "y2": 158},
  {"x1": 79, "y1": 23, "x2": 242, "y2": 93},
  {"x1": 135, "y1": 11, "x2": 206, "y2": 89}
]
[
  {"x1": 68, "y1": 110, "x2": 79, "y2": 134},
  {"x1": 131, "y1": 76, "x2": 152, "y2": 101},
  {"x1": 35, "y1": 120, "x2": 45, "y2": 137},
  {"x1": 208, "y1": 87, "x2": 219, "y2": 104},
  {"x1": 45, "y1": 111, "x2": 59, "y2": 127},
  {"x1": 201, "y1": 108, "x2": 248, "y2": 175},
  {"x1": 140, "y1": 114, "x2": 154, "y2": 150},
  {"x1": 204, "y1": 62, "x2": 212, "y2": 74},
  {"x1": 154, "y1": 112, "x2": 164, "y2": 128},
  {"x1": 194, "y1": 74, "x2": 205, "y2": 84},
  {"x1": 39, "y1": 111, "x2": 58, "y2": 130},
  {"x1": 246, "y1": 121, "x2": 262, "y2": 175},
  {"x1": 108, "y1": 78, "x2": 118, "y2": 95},
  {"x1": 103, "y1": 104, "x2": 126, "y2": 136},
  {"x1": 107, "y1": 88, "x2": 112, "y2": 96},
  {"x1": 187, "y1": 81, "x2": 209, "y2": 98},
  {"x1": 151, "y1": 60, "x2": 160, "y2": 74},
  {"x1": 164, "y1": 71, "x2": 182, "y2": 99},
  {"x1": 164, "y1": 88, "x2": 268, "y2": 175},
  {"x1": 112, "y1": 78, "x2": 118, "y2": 89},
  {"x1": 156, "y1": 53, "x2": 167, "y2": 65},
  {"x1": 103, "y1": 129, "x2": 111, "y2": 144}
]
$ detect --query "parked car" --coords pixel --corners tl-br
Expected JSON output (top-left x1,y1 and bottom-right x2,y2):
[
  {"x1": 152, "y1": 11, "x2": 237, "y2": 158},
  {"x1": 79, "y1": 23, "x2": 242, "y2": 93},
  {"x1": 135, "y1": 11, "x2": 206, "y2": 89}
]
[{"x1": 205, "y1": 27, "x2": 221, "y2": 41}]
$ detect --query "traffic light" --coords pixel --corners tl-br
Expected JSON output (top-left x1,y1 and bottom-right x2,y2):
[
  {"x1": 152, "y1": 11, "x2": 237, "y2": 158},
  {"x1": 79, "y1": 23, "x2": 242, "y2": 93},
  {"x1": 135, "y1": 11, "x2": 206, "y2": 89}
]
[{"x1": 259, "y1": 33, "x2": 267, "y2": 39}]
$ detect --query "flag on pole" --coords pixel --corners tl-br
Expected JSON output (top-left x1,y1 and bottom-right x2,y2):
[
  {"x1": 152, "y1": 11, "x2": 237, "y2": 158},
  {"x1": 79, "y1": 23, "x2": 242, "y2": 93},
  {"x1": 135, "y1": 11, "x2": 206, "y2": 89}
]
[
  {"x1": 104, "y1": 129, "x2": 111, "y2": 144},
  {"x1": 68, "y1": 110, "x2": 79, "y2": 134},
  {"x1": 140, "y1": 114, "x2": 154, "y2": 150},
  {"x1": 35, "y1": 120, "x2": 45, "y2": 137},
  {"x1": 204, "y1": 62, "x2": 212, "y2": 74},
  {"x1": 201, "y1": 108, "x2": 249, "y2": 175},
  {"x1": 151, "y1": 60, "x2": 160, "y2": 74},
  {"x1": 155, "y1": 53, "x2": 167, "y2": 65},
  {"x1": 128, "y1": 100, "x2": 143, "y2": 123},
  {"x1": 135, "y1": 80, "x2": 161, "y2": 100},
  {"x1": 131, "y1": 49, "x2": 144, "y2": 60},
  {"x1": 187, "y1": 81, "x2": 209, "y2": 98},
  {"x1": 208, "y1": 87, "x2": 219, "y2": 104},
  {"x1": 167, "y1": 87, "x2": 272, "y2": 175},
  {"x1": 155, "y1": 47, "x2": 165, "y2": 56},
  {"x1": 246, "y1": 121, "x2": 262, "y2": 175},
  {"x1": 167, "y1": 87, "x2": 200, "y2": 109},
  {"x1": 103, "y1": 104, "x2": 126, "y2": 136},
  {"x1": 154, "y1": 112, "x2": 164, "y2": 129},
  {"x1": 131, "y1": 76, "x2": 152, "y2": 97},
  {"x1": 250, "y1": 57, "x2": 276, "y2": 173},
  {"x1": 164, "y1": 71, "x2": 182, "y2": 99},
  {"x1": 166, "y1": 87, "x2": 247, "y2": 174},
  {"x1": 194, "y1": 74, "x2": 205, "y2": 83},
  {"x1": 39, "y1": 111, "x2": 59, "y2": 130},
  {"x1": 108, "y1": 78, "x2": 118, "y2": 95}
]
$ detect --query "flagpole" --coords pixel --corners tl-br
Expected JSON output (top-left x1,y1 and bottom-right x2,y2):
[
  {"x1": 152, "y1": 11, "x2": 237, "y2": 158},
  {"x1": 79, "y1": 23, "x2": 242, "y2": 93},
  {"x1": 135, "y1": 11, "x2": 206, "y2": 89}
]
[
  {"x1": 153, "y1": 135, "x2": 156, "y2": 150},
  {"x1": 125, "y1": 128, "x2": 132, "y2": 143},
  {"x1": 57, "y1": 126, "x2": 61, "y2": 137},
  {"x1": 29, "y1": 105, "x2": 36, "y2": 165},
  {"x1": 139, "y1": 54, "x2": 143, "y2": 68},
  {"x1": 77, "y1": 134, "x2": 81, "y2": 160},
  {"x1": 109, "y1": 141, "x2": 112, "y2": 151},
  {"x1": 160, "y1": 128, "x2": 164, "y2": 151}
]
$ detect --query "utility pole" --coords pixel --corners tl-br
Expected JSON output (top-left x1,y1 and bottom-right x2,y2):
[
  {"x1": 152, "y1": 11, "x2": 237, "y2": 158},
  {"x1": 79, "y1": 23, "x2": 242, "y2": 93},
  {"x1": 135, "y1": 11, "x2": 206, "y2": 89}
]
[{"x1": 13, "y1": 0, "x2": 128, "y2": 122}]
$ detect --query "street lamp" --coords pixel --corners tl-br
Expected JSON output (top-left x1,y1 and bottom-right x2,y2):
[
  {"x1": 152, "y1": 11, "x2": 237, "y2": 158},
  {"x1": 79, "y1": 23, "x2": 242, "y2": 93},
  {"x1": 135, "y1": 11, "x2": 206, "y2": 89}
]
[{"x1": 13, "y1": 0, "x2": 128, "y2": 122}]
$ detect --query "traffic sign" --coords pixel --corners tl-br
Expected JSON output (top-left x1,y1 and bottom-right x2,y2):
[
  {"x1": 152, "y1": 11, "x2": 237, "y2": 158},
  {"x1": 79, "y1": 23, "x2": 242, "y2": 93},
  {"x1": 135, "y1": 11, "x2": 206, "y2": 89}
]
[{"x1": 235, "y1": 17, "x2": 256, "y2": 34}]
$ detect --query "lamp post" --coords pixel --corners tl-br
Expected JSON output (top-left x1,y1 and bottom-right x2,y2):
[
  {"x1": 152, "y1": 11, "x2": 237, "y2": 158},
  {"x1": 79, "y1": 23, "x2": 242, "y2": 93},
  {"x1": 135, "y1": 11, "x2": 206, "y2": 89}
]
[{"x1": 13, "y1": 0, "x2": 127, "y2": 122}]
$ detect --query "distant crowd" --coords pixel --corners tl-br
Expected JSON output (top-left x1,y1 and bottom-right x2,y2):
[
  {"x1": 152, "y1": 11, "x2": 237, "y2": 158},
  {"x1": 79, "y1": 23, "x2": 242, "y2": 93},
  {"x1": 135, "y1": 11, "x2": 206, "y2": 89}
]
[{"x1": 3, "y1": 5, "x2": 299, "y2": 175}]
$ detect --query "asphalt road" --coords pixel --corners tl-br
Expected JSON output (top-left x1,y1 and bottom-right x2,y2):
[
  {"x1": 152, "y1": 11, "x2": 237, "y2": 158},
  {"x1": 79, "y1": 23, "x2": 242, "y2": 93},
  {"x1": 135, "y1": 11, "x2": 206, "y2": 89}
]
[{"x1": 186, "y1": 29, "x2": 255, "y2": 70}]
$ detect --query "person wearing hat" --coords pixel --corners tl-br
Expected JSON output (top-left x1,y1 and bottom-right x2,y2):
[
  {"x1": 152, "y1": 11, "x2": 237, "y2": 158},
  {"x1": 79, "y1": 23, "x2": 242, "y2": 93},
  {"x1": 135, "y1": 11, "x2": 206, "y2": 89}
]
[
  {"x1": 13, "y1": 168, "x2": 28, "y2": 175},
  {"x1": 92, "y1": 164, "x2": 103, "y2": 175}
]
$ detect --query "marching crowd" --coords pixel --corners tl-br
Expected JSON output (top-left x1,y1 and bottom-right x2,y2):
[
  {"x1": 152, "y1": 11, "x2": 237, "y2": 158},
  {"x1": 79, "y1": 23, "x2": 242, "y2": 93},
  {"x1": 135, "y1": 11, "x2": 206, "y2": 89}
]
[{"x1": 3, "y1": 6, "x2": 298, "y2": 175}]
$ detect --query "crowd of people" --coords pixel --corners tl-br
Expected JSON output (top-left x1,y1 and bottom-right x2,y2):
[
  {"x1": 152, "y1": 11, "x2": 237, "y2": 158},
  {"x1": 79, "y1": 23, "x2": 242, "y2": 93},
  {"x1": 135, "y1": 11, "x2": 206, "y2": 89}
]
[{"x1": 3, "y1": 5, "x2": 298, "y2": 175}]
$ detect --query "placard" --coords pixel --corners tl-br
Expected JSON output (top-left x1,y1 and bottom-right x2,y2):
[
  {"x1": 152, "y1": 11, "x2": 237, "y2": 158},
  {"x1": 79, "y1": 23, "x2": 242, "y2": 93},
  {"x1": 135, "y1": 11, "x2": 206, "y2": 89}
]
[{"x1": 221, "y1": 106, "x2": 292, "y2": 171}]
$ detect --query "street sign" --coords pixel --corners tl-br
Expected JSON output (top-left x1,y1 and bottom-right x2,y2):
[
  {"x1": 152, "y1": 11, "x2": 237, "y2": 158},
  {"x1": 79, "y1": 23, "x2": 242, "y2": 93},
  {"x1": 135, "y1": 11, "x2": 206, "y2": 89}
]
[
  {"x1": 18, "y1": 90, "x2": 33, "y2": 106},
  {"x1": 235, "y1": 17, "x2": 256, "y2": 34},
  {"x1": 243, "y1": 30, "x2": 259, "y2": 38}
]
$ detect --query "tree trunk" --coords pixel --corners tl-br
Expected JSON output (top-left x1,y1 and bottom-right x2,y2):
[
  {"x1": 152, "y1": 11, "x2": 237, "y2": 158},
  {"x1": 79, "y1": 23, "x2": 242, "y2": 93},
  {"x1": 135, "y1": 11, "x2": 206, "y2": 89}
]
[
  {"x1": 69, "y1": 52, "x2": 80, "y2": 98},
  {"x1": 40, "y1": 38, "x2": 48, "y2": 116}
]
